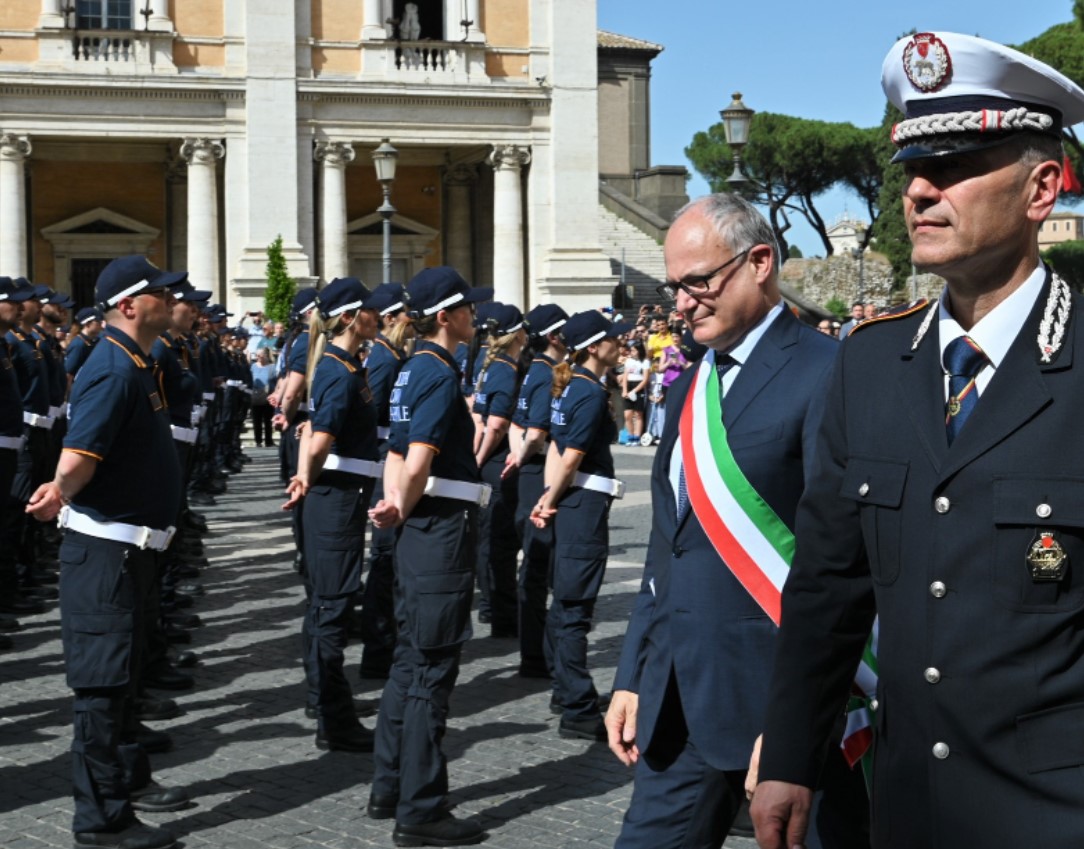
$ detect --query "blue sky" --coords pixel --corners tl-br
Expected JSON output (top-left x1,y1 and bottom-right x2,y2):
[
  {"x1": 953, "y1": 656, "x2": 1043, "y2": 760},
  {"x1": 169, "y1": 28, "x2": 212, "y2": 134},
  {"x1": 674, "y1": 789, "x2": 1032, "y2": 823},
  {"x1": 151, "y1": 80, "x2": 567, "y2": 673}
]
[{"x1": 597, "y1": 1, "x2": 1075, "y2": 256}]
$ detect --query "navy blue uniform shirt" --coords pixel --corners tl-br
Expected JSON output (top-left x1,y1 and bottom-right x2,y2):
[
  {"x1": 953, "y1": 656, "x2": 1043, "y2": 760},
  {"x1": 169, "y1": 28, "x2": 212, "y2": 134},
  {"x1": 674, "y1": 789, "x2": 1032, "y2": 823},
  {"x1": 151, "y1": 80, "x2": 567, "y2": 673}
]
[
  {"x1": 513, "y1": 354, "x2": 557, "y2": 432},
  {"x1": 550, "y1": 365, "x2": 616, "y2": 479},
  {"x1": 453, "y1": 342, "x2": 470, "y2": 396},
  {"x1": 151, "y1": 332, "x2": 200, "y2": 427},
  {"x1": 36, "y1": 328, "x2": 65, "y2": 406},
  {"x1": 65, "y1": 326, "x2": 181, "y2": 529},
  {"x1": 0, "y1": 338, "x2": 24, "y2": 437},
  {"x1": 366, "y1": 334, "x2": 406, "y2": 428},
  {"x1": 468, "y1": 344, "x2": 488, "y2": 394},
  {"x1": 287, "y1": 330, "x2": 310, "y2": 376},
  {"x1": 473, "y1": 352, "x2": 521, "y2": 459},
  {"x1": 65, "y1": 333, "x2": 97, "y2": 378},
  {"x1": 5, "y1": 328, "x2": 49, "y2": 415},
  {"x1": 310, "y1": 343, "x2": 380, "y2": 462},
  {"x1": 388, "y1": 340, "x2": 479, "y2": 483}
]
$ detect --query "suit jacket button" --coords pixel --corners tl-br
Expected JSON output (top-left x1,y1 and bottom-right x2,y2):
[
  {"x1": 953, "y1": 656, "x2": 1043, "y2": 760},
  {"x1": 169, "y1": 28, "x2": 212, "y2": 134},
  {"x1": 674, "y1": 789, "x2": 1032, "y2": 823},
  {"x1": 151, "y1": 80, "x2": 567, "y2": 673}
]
[{"x1": 672, "y1": 545, "x2": 684, "y2": 558}]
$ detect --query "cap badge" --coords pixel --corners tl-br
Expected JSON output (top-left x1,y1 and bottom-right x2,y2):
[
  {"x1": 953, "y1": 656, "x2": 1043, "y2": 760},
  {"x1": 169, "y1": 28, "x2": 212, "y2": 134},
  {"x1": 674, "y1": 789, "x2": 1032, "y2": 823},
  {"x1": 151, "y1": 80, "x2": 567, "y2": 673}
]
[{"x1": 903, "y1": 33, "x2": 952, "y2": 93}]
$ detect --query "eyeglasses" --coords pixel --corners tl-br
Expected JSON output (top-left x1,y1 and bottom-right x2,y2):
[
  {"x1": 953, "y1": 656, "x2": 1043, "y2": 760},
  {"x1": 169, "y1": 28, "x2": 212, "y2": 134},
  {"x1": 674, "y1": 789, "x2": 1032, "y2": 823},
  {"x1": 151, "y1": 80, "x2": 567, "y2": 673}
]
[{"x1": 656, "y1": 248, "x2": 751, "y2": 303}]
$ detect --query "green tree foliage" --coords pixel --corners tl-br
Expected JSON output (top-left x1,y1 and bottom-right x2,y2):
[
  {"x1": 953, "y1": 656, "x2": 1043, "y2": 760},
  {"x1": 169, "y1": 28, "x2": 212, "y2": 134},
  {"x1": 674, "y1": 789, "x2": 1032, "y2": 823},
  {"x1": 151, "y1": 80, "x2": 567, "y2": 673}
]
[
  {"x1": 263, "y1": 235, "x2": 296, "y2": 323},
  {"x1": 871, "y1": 103, "x2": 913, "y2": 290},
  {"x1": 686, "y1": 114, "x2": 883, "y2": 258},
  {"x1": 824, "y1": 296, "x2": 849, "y2": 320},
  {"x1": 1043, "y1": 240, "x2": 1084, "y2": 290},
  {"x1": 787, "y1": 244, "x2": 804, "y2": 259}
]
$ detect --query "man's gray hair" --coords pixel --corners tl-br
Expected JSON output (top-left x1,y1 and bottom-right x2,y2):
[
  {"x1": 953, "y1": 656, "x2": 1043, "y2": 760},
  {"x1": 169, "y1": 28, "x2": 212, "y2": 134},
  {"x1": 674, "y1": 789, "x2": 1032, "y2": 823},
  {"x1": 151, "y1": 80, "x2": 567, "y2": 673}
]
[{"x1": 672, "y1": 194, "x2": 780, "y2": 271}]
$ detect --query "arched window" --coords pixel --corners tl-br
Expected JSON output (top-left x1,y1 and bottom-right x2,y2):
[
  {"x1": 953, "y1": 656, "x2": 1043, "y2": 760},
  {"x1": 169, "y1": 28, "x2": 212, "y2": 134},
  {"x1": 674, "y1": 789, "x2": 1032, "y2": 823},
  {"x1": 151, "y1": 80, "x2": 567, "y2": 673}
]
[{"x1": 77, "y1": 0, "x2": 133, "y2": 30}]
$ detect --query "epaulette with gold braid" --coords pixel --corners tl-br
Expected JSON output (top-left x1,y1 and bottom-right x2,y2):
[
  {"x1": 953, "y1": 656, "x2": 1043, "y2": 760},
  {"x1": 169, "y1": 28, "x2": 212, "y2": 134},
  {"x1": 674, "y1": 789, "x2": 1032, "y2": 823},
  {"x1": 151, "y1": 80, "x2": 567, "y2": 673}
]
[{"x1": 849, "y1": 298, "x2": 930, "y2": 336}]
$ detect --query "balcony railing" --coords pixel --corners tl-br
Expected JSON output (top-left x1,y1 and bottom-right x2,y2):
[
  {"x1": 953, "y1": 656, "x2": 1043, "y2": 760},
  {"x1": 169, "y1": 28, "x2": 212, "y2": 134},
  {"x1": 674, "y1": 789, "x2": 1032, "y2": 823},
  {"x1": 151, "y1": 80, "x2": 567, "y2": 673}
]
[
  {"x1": 362, "y1": 39, "x2": 487, "y2": 83},
  {"x1": 35, "y1": 27, "x2": 176, "y2": 73},
  {"x1": 72, "y1": 30, "x2": 139, "y2": 63}
]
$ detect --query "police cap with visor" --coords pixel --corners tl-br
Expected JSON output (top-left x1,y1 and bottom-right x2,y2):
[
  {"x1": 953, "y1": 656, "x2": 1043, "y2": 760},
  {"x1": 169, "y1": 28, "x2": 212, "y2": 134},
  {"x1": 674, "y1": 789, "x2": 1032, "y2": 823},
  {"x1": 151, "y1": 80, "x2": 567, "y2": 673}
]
[
  {"x1": 560, "y1": 311, "x2": 635, "y2": 352},
  {"x1": 403, "y1": 266, "x2": 493, "y2": 318},
  {"x1": 94, "y1": 255, "x2": 188, "y2": 310},
  {"x1": 523, "y1": 303, "x2": 569, "y2": 338}
]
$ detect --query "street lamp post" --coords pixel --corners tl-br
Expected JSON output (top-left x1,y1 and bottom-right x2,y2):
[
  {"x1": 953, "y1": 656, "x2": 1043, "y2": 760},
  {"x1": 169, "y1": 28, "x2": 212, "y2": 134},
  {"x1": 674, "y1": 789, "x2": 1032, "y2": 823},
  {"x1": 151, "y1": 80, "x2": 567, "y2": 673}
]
[
  {"x1": 372, "y1": 138, "x2": 399, "y2": 284},
  {"x1": 720, "y1": 92, "x2": 754, "y2": 186}
]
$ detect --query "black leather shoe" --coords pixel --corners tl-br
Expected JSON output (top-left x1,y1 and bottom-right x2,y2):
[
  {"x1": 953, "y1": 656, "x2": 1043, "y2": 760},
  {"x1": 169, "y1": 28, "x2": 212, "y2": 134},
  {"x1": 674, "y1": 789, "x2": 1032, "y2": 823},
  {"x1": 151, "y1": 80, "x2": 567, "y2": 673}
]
[
  {"x1": 164, "y1": 613, "x2": 201, "y2": 629},
  {"x1": 23, "y1": 584, "x2": 59, "y2": 601},
  {"x1": 134, "y1": 724, "x2": 173, "y2": 754},
  {"x1": 173, "y1": 562, "x2": 202, "y2": 578},
  {"x1": 187, "y1": 491, "x2": 216, "y2": 506},
  {"x1": 0, "y1": 633, "x2": 13, "y2": 650},
  {"x1": 182, "y1": 511, "x2": 208, "y2": 532},
  {"x1": 369, "y1": 795, "x2": 452, "y2": 821},
  {"x1": 143, "y1": 669, "x2": 194, "y2": 691},
  {"x1": 162, "y1": 625, "x2": 191, "y2": 645},
  {"x1": 392, "y1": 814, "x2": 484, "y2": 847},
  {"x1": 173, "y1": 651, "x2": 199, "y2": 668},
  {"x1": 175, "y1": 582, "x2": 204, "y2": 597},
  {"x1": 129, "y1": 781, "x2": 189, "y2": 812},
  {"x1": 0, "y1": 595, "x2": 45, "y2": 615},
  {"x1": 169, "y1": 593, "x2": 193, "y2": 609},
  {"x1": 550, "y1": 691, "x2": 611, "y2": 716},
  {"x1": 305, "y1": 699, "x2": 375, "y2": 720},
  {"x1": 558, "y1": 715, "x2": 607, "y2": 742},
  {"x1": 30, "y1": 568, "x2": 59, "y2": 584},
  {"x1": 518, "y1": 664, "x2": 550, "y2": 679},
  {"x1": 315, "y1": 725, "x2": 375, "y2": 753},
  {"x1": 74, "y1": 821, "x2": 176, "y2": 849},
  {"x1": 0, "y1": 615, "x2": 20, "y2": 632},
  {"x1": 489, "y1": 625, "x2": 517, "y2": 639},
  {"x1": 134, "y1": 696, "x2": 181, "y2": 722}
]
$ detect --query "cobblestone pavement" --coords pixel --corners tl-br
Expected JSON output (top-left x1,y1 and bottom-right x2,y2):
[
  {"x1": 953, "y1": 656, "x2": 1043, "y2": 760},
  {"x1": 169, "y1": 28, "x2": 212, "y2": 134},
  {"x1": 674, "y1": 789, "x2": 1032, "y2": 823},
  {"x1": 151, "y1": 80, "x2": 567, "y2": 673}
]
[{"x1": 0, "y1": 444, "x2": 757, "y2": 849}]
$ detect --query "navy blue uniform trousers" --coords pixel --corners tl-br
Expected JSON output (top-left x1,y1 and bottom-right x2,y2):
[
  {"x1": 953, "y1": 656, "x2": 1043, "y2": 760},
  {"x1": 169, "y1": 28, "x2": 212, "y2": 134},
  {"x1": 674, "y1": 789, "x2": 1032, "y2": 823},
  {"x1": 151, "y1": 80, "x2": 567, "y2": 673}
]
[
  {"x1": 515, "y1": 456, "x2": 551, "y2": 674},
  {"x1": 372, "y1": 497, "x2": 477, "y2": 824},
  {"x1": 359, "y1": 441, "x2": 396, "y2": 678}
]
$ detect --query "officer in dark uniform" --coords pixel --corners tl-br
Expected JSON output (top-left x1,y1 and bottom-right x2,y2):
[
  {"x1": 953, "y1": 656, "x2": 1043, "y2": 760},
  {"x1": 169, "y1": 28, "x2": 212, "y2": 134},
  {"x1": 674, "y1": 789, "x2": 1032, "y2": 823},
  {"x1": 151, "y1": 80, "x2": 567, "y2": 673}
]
[
  {"x1": 0, "y1": 276, "x2": 36, "y2": 644},
  {"x1": 66, "y1": 307, "x2": 105, "y2": 384},
  {"x1": 367, "y1": 266, "x2": 491, "y2": 847},
  {"x1": 531, "y1": 310, "x2": 631, "y2": 742},
  {"x1": 504, "y1": 303, "x2": 568, "y2": 677},
  {"x1": 27, "y1": 254, "x2": 192, "y2": 849},
  {"x1": 358, "y1": 282, "x2": 412, "y2": 681},
  {"x1": 752, "y1": 32, "x2": 1084, "y2": 849},
  {"x1": 281, "y1": 277, "x2": 387, "y2": 752},
  {"x1": 472, "y1": 304, "x2": 527, "y2": 639}
]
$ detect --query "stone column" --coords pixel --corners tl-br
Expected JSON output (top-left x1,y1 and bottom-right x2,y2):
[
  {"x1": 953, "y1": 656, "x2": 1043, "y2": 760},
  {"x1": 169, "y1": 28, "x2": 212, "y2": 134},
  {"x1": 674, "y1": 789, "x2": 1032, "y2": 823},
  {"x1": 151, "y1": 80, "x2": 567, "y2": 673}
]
[
  {"x1": 488, "y1": 146, "x2": 530, "y2": 308},
  {"x1": 181, "y1": 138, "x2": 225, "y2": 294},
  {"x1": 39, "y1": 0, "x2": 65, "y2": 28},
  {"x1": 0, "y1": 135, "x2": 31, "y2": 278},
  {"x1": 314, "y1": 141, "x2": 355, "y2": 283},
  {"x1": 147, "y1": 0, "x2": 173, "y2": 32},
  {"x1": 444, "y1": 163, "x2": 476, "y2": 281},
  {"x1": 464, "y1": 0, "x2": 483, "y2": 41},
  {"x1": 362, "y1": 0, "x2": 385, "y2": 39}
]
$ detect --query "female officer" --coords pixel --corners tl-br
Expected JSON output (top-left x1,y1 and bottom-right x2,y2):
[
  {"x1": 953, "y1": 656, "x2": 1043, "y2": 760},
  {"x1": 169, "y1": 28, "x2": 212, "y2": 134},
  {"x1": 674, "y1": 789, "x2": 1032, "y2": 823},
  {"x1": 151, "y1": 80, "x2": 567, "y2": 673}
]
[
  {"x1": 358, "y1": 282, "x2": 413, "y2": 681},
  {"x1": 472, "y1": 303, "x2": 526, "y2": 639},
  {"x1": 531, "y1": 310, "x2": 632, "y2": 742},
  {"x1": 503, "y1": 303, "x2": 568, "y2": 677},
  {"x1": 368, "y1": 266, "x2": 491, "y2": 846},
  {"x1": 282, "y1": 276, "x2": 386, "y2": 752}
]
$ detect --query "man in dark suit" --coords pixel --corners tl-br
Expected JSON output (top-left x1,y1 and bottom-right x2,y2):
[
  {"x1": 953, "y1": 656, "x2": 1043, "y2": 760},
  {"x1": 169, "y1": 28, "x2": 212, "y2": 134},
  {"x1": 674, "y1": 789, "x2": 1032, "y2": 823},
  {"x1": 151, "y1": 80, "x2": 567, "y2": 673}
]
[
  {"x1": 606, "y1": 194, "x2": 867, "y2": 849},
  {"x1": 752, "y1": 32, "x2": 1084, "y2": 849}
]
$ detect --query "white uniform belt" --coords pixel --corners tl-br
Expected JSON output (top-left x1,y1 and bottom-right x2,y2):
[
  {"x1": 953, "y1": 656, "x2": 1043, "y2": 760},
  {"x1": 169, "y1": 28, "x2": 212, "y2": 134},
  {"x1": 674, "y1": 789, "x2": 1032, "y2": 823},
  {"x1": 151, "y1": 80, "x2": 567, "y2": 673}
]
[
  {"x1": 60, "y1": 402, "x2": 69, "y2": 418},
  {"x1": 323, "y1": 454, "x2": 384, "y2": 478},
  {"x1": 573, "y1": 471, "x2": 625, "y2": 499},
  {"x1": 49, "y1": 404, "x2": 68, "y2": 419},
  {"x1": 171, "y1": 424, "x2": 199, "y2": 444},
  {"x1": 202, "y1": 392, "x2": 216, "y2": 401},
  {"x1": 23, "y1": 411, "x2": 55, "y2": 430},
  {"x1": 424, "y1": 476, "x2": 492, "y2": 508},
  {"x1": 226, "y1": 379, "x2": 244, "y2": 388},
  {"x1": 377, "y1": 426, "x2": 390, "y2": 440},
  {"x1": 0, "y1": 434, "x2": 25, "y2": 451},
  {"x1": 59, "y1": 506, "x2": 176, "y2": 552},
  {"x1": 190, "y1": 407, "x2": 204, "y2": 426},
  {"x1": 241, "y1": 387, "x2": 253, "y2": 395}
]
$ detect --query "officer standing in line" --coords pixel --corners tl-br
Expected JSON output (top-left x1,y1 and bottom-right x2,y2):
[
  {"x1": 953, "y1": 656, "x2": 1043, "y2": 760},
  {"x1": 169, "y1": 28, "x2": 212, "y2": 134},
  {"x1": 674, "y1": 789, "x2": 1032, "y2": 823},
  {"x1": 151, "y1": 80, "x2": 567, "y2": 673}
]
[
  {"x1": 503, "y1": 303, "x2": 568, "y2": 678},
  {"x1": 27, "y1": 254, "x2": 192, "y2": 849},
  {"x1": 66, "y1": 307, "x2": 105, "y2": 386},
  {"x1": 0, "y1": 276, "x2": 36, "y2": 644},
  {"x1": 281, "y1": 277, "x2": 386, "y2": 753},
  {"x1": 357, "y1": 282, "x2": 412, "y2": 681},
  {"x1": 473, "y1": 304, "x2": 527, "y2": 639},
  {"x1": 368, "y1": 266, "x2": 491, "y2": 847},
  {"x1": 272, "y1": 287, "x2": 319, "y2": 573},
  {"x1": 531, "y1": 310, "x2": 631, "y2": 742}
]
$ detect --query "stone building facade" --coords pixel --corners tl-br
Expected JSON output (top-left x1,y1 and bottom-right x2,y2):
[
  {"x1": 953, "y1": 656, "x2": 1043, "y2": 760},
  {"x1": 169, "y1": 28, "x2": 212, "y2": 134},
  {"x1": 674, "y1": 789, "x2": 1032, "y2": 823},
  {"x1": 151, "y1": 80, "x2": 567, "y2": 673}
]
[{"x1": 0, "y1": 0, "x2": 618, "y2": 312}]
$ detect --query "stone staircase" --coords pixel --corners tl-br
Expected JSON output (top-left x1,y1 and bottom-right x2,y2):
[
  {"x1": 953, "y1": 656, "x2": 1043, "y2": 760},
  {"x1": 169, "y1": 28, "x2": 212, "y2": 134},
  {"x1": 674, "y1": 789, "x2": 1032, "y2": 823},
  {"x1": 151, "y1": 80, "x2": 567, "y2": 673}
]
[{"x1": 597, "y1": 203, "x2": 669, "y2": 312}]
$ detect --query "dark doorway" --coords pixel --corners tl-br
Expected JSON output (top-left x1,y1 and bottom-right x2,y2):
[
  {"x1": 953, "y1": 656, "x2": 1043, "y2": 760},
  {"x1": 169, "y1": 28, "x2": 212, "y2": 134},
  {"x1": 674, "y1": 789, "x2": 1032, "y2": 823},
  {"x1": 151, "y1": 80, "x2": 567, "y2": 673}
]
[
  {"x1": 70, "y1": 258, "x2": 112, "y2": 308},
  {"x1": 392, "y1": 0, "x2": 444, "y2": 40}
]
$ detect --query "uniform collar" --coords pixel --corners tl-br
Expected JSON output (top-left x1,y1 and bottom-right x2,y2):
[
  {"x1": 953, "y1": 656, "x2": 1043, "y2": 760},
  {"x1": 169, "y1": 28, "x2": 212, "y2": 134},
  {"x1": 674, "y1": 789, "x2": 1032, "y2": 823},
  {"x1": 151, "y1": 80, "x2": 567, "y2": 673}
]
[
  {"x1": 103, "y1": 325, "x2": 149, "y2": 368},
  {"x1": 415, "y1": 339, "x2": 462, "y2": 377},
  {"x1": 325, "y1": 341, "x2": 361, "y2": 365},
  {"x1": 572, "y1": 363, "x2": 602, "y2": 385},
  {"x1": 938, "y1": 264, "x2": 1044, "y2": 371}
]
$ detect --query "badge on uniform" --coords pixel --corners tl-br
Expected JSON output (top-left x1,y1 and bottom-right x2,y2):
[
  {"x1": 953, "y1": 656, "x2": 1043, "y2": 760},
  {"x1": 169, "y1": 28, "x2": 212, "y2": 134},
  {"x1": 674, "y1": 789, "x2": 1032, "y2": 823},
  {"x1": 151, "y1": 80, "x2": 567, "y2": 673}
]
[{"x1": 1027, "y1": 530, "x2": 1068, "y2": 582}]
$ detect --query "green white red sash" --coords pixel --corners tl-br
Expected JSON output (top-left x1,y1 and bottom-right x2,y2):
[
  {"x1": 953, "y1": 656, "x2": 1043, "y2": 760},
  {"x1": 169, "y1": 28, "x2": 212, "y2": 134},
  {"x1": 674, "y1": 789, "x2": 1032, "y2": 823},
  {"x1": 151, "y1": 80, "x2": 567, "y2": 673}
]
[{"x1": 679, "y1": 349, "x2": 877, "y2": 769}]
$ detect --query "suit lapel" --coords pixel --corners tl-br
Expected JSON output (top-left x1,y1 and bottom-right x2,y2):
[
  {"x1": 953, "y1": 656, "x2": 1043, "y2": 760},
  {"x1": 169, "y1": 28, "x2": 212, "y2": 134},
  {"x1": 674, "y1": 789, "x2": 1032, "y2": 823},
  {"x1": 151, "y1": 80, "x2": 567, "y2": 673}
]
[
  {"x1": 722, "y1": 308, "x2": 798, "y2": 431},
  {"x1": 897, "y1": 326, "x2": 950, "y2": 472},
  {"x1": 659, "y1": 369, "x2": 692, "y2": 532}
]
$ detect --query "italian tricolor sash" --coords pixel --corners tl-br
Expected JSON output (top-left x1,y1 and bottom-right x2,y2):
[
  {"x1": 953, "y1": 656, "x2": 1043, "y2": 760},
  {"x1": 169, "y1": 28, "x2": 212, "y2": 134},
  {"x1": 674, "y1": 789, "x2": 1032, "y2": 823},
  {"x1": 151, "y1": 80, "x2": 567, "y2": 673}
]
[{"x1": 679, "y1": 349, "x2": 877, "y2": 772}]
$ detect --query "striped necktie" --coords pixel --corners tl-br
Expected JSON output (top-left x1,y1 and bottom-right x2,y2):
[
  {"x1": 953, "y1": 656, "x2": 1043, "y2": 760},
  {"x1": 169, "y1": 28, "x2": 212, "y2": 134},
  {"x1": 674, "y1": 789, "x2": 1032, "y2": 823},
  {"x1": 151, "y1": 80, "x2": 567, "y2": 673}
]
[{"x1": 944, "y1": 335, "x2": 989, "y2": 445}]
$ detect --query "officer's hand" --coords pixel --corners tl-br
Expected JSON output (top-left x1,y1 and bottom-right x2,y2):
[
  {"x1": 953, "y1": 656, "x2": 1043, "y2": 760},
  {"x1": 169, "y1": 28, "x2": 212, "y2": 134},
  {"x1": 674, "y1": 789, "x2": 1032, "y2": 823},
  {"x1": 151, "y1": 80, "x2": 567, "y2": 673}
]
[
  {"x1": 500, "y1": 454, "x2": 520, "y2": 480},
  {"x1": 530, "y1": 502, "x2": 555, "y2": 528},
  {"x1": 271, "y1": 413, "x2": 288, "y2": 432},
  {"x1": 27, "y1": 482, "x2": 64, "y2": 523},
  {"x1": 281, "y1": 477, "x2": 308, "y2": 510},
  {"x1": 369, "y1": 499, "x2": 401, "y2": 529},
  {"x1": 745, "y1": 734, "x2": 763, "y2": 799},
  {"x1": 267, "y1": 392, "x2": 281, "y2": 407},
  {"x1": 213, "y1": 376, "x2": 225, "y2": 388},
  {"x1": 605, "y1": 689, "x2": 639, "y2": 766},
  {"x1": 749, "y1": 780, "x2": 813, "y2": 849}
]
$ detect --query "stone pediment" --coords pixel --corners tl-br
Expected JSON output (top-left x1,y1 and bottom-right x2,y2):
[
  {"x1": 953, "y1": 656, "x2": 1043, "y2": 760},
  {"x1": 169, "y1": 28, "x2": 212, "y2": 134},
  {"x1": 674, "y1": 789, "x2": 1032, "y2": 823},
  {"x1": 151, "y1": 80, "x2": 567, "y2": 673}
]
[
  {"x1": 42, "y1": 207, "x2": 159, "y2": 239},
  {"x1": 347, "y1": 212, "x2": 437, "y2": 238}
]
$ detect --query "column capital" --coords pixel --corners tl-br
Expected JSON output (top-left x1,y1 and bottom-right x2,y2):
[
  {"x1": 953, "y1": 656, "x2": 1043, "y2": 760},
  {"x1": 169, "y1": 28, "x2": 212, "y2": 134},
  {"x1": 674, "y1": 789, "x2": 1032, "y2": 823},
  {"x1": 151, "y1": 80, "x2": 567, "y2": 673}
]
[
  {"x1": 0, "y1": 134, "x2": 32, "y2": 162},
  {"x1": 445, "y1": 162, "x2": 478, "y2": 186},
  {"x1": 488, "y1": 144, "x2": 531, "y2": 172},
  {"x1": 181, "y1": 138, "x2": 225, "y2": 167},
  {"x1": 314, "y1": 141, "x2": 357, "y2": 168}
]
